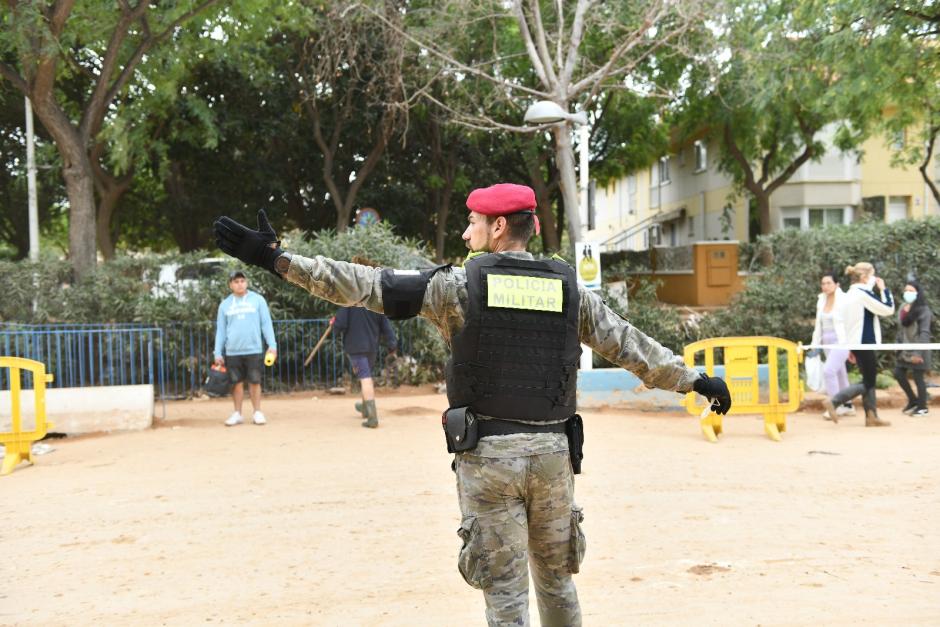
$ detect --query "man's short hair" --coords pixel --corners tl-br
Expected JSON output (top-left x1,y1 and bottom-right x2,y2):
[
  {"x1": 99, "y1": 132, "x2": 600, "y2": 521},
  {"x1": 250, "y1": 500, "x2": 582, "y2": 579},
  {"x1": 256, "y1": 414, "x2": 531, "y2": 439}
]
[{"x1": 485, "y1": 212, "x2": 536, "y2": 243}]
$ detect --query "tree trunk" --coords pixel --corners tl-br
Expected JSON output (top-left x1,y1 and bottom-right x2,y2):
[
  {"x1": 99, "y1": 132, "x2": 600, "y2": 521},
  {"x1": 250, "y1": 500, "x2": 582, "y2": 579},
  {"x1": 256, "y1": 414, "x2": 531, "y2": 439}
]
[
  {"x1": 92, "y1": 147, "x2": 133, "y2": 260},
  {"x1": 918, "y1": 124, "x2": 940, "y2": 208},
  {"x1": 525, "y1": 157, "x2": 559, "y2": 252},
  {"x1": 336, "y1": 201, "x2": 353, "y2": 232},
  {"x1": 61, "y1": 156, "x2": 97, "y2": 281},
  {"x1": 95, "y1": 186, "x2": 125, "y2": 260},
  {"x1": 756, "y1": 192, "x2": 772, "y2": 235},
  {"x1": 551, "y1": 125, "x2": 582, "y2": 248},
  {"x1": 434, "y1": 183, "x2": 454, "y2": 263},
  {"x1": 31, "y1": 101, "x2": 97, "y2": 280}
]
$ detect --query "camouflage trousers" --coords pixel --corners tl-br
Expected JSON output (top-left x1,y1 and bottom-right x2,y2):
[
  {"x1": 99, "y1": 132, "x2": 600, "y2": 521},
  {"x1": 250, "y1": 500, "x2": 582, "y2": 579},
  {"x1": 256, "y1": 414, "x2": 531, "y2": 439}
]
[{"x1": 455, "y1": 447, "x2": 586, "y2": 626}]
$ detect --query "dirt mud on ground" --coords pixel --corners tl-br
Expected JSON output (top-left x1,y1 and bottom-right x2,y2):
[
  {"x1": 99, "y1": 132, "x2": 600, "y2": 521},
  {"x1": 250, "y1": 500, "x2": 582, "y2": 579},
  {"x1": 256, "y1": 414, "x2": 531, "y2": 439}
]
[{"x1": 3, "y1": 389, "x2": 939, "y2": 625}]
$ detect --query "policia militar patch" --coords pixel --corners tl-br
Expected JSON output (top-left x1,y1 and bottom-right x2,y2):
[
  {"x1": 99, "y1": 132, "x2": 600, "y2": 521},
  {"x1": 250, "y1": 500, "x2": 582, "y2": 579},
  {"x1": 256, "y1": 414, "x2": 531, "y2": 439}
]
[{"x1": 486, "y1": 274, "x2": 564, "y2": 313}]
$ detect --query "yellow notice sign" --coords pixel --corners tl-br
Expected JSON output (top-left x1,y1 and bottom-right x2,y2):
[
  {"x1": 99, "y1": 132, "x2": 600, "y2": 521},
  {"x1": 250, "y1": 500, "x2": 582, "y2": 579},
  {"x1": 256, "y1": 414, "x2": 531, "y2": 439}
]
[{"x1": 487, "y1": 274, "x2": 563, "y2": 312}]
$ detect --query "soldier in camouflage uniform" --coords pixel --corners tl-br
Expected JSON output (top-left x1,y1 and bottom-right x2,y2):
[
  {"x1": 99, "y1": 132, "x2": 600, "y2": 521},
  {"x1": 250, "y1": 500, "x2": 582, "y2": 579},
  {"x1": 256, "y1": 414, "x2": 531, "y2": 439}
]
[{"x1": 213, "y1": 184, "x2": 731, "y2": 626}]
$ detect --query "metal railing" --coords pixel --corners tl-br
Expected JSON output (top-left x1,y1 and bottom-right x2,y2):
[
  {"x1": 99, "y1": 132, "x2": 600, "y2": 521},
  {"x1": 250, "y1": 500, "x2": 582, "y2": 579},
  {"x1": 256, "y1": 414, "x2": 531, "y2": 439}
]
[
  {"x1": 0, "y1": 325, "x2": 165, "y2": 398},
  {"x1": 0, "y1": 319, "x2": 417, "y2": 400}
]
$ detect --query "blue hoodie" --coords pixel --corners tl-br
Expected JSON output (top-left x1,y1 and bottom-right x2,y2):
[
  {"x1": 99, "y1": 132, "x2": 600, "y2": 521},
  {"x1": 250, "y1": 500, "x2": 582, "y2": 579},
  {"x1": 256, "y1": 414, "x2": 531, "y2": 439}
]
[{"x1": 214, "y1": 290, "x2": 277, "y2": 358}]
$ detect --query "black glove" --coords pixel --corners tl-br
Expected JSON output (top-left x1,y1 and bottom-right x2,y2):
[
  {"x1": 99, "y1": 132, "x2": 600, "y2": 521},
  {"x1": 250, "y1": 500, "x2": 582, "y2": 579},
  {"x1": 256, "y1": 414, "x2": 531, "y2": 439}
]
[
  {"x1": 213, "y1": 210, "x2": 284, "y2": 275},
  {"x1": 692, "y1": 373, "x2": 732, "y2": 415}
]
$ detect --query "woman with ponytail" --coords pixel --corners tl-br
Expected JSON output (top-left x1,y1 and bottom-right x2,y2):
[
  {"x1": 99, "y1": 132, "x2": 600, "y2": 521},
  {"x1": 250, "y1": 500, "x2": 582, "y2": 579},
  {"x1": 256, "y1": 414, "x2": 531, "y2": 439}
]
[{"x1": 822, "y1": 262, "x2": 895, "y2": 426}]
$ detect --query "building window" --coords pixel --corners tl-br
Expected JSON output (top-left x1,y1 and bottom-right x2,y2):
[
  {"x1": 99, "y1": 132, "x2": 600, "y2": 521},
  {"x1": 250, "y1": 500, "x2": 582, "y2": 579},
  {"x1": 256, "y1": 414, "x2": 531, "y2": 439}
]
[
  {"x1": 781, "y1": 207, "x2": 803, "y2": 229},
  {"x1": 891, "y1": 129, "x2": 905, "y2": 151},
  {"x1": 887, "y1": 196, "x2": 909, "y2": 223},
  {"x1": 808, "y1": 208, "x2": 844, "y2": 228},
  {"x1": 648, "y1": 224, "x2": 662, "y2": 247},
  {"x1": 694, "y1": 141, "x2": 707, "y2": 172},
  {"x1": 659, "y1": 157, "x2": 671, "y2": 185}
]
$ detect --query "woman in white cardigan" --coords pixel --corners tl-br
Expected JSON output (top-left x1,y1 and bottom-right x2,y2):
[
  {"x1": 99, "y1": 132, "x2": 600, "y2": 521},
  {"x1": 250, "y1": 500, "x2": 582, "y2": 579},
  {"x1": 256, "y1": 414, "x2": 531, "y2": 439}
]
[
  {"x1": 810, "y1": 272, "x2": 853, "y2": 416},
  {"x1": 822, "y1": 262, "x2": 895, "y2": 426}
]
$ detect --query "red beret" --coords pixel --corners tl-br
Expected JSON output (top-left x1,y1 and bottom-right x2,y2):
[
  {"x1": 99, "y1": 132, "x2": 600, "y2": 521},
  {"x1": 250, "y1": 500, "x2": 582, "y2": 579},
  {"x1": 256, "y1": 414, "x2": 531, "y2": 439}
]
[{"x1": 466, "y1": 183, "x2": 540, "y2": 235}]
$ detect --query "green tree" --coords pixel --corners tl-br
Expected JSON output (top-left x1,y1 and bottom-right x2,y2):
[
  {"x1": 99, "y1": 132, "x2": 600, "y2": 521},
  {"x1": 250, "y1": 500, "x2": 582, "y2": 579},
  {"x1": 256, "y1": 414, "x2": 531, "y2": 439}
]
[
  {"x1": 678, "y1": 0, "x2": 886, "y2": 236},
  {"x1": 0, "y1": 0, "x2": 223, "y2": 278},
  {"x1": 398, "y1": 0, "x2": 707, "y2": 247},
  {"x1": 850, "y1": 0, "x2": 940, "y2": 206}
]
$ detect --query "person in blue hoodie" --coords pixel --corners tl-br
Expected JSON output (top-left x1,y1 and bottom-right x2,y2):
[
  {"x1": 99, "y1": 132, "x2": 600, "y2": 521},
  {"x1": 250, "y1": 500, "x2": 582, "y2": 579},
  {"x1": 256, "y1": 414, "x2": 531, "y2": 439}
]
[{"x1": 214, "y1": 270, "x2": 277, "y2": 426}]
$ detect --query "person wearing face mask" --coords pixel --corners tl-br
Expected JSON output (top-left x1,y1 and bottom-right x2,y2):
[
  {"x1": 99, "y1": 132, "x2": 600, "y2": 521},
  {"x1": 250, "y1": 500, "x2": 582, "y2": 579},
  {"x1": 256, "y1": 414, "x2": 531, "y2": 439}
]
[
  {"x1": 893, "y1": 280, "x2": 933, "y2": 416},
  {"x1": 810, "y1": 271, "x2": 853, "y2": 417},
  {"x1": 822, "y1": 262, "x2": 895, "y2": 426}
]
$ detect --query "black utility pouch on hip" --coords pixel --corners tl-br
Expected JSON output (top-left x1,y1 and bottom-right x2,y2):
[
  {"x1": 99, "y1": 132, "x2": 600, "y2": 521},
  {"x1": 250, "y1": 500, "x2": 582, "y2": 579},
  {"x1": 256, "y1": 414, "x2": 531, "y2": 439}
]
[
  {"x1": 565, "y1": 414, "x2": 584, "y2": 474},
  {"x1": 443, "y1": 406, "x2": 479, "y2": 453}
]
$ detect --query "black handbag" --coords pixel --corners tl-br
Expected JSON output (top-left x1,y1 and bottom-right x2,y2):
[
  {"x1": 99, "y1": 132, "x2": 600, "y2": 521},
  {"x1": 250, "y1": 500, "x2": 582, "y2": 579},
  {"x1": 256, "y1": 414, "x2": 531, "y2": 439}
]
[{"x1": 205, "y1": 364, "x2": 231, "y2": 397}]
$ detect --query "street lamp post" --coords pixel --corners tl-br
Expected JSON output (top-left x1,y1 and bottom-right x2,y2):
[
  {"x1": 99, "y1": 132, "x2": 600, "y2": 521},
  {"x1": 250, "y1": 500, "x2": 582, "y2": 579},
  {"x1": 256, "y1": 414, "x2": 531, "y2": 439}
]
[
  {"x1": 25, "y1": 96, "x2": 39, "y2": 262},
  {"x1": 523, "y1": 100, "x2": 593, "y2": 371}
]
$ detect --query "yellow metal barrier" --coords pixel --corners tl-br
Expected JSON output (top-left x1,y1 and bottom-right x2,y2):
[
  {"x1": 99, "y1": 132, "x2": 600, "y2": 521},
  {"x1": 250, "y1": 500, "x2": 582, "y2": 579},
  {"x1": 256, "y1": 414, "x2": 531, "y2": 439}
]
[
  {"x1": 684, "y1": 337, "x2": 803, "y2": 442},
  {"x1": 1, "y1": 357, "x2": 54, "y2": 475}
]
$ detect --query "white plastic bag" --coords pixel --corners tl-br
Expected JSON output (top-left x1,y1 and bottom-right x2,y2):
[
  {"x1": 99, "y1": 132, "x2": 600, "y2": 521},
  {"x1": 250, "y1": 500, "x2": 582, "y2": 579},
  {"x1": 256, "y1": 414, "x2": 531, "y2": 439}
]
[{"x1": 804, "y1": 354, "x2": 824, "y2": 392}]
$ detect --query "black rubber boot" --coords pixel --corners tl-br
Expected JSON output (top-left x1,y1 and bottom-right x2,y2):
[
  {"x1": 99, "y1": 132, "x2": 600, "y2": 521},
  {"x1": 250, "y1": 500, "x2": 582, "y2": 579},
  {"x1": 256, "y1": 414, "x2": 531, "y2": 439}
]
[
  {"x1": 354, "y1": 401, "x2": 364, "y2": 416},
  {"x1": 361, "y1": 400, "x2": 378, "y2": 428}
]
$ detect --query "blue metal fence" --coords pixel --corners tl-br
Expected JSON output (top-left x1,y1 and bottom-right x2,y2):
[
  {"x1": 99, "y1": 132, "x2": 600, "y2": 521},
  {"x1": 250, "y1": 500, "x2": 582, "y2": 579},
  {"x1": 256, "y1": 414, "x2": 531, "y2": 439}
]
[
  {"x1": 0, "y1": 319, "x2": 414, "y2": 399},
  {"x1": 0, "y1": 326, "x2": 165, "y2": 396}
]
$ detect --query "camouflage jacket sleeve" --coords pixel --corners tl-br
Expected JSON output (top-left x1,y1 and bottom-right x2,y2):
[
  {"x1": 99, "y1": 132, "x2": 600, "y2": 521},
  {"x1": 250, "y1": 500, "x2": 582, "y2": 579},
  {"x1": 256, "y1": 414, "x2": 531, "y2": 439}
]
[
  {"x1": 284, "y1": 254, "x2": 465, "y2": 346},
  {"x1": 285, "y1": 255, "x2": 384, "y2": 312},
  {"x1": 578, "y1": 286, "x2": 700, "y2": 393}
]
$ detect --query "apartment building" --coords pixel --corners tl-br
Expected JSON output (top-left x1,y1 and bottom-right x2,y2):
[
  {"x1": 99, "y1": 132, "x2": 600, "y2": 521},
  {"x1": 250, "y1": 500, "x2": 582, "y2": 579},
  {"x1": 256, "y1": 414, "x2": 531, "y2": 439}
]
[{"x1": 589, "y1": 127, "x2": 940, "y2": 252}]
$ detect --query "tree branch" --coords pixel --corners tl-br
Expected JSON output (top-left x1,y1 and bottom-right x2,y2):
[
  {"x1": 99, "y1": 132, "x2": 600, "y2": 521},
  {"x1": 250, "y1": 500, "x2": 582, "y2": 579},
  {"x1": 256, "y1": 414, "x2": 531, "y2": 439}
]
[
  {"x1": 765, "y1": 113, "x2": 820, "y2": 196},
  {"x1": 46, "y1": 0, "x2": 76, "y2": 37},
  {"x1": 512, "y1": 0, "x2": 553, "y2": 88},
  {"x1": 355, "y1": 2, "x2": 549, "y2": 99},
  {"x1": 723, "y1": 122, "x2": 759, "y2": 194},
  {"x1": 918, "y1": 122, "x2": 940, "y2": 207},
  {"x1": 80, "y1": 2, "x2": 144, "y2": 141},
  {"x1": 560, "y1": 0, "x2": 593, "y2": 88},
  {"x1": 526, "y1": 0, "x2": 560, "y2": 87},
  {"x1": 0, "y1": 62, "x2": 28, "y2": 94},
  {"x1": 421, "y1": 91, "x2": 544, "y2": 133}
]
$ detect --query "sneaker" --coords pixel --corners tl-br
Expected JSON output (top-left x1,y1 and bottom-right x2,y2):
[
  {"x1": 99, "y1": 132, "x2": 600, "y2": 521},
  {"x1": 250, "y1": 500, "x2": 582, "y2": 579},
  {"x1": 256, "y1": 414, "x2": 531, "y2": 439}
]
[
  {"x1": 252, "y1": 411, "x2": 267, "y2": 425},
  {"x1": 224, "y1": 411, "x2": 243, "y2": 427},
  {"x1": 902, "y1": 402, "x2": 918, "y2": 415},
  {"x1": 835, "y1": 404, "x2": 855, "y2": 417},
  {"x1": 912, "y1": 407, "x2": 929, "y2": 417}
]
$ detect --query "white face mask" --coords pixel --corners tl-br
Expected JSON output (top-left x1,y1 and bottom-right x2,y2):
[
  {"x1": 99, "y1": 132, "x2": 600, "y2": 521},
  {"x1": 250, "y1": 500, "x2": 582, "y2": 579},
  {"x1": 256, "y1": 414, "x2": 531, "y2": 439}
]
[
  {"x1": 864, "y1": 276, "x2": 876, "y2": 289},
  {"x1": 903, "y1": 291, "x2": 917, "y2": 304}
]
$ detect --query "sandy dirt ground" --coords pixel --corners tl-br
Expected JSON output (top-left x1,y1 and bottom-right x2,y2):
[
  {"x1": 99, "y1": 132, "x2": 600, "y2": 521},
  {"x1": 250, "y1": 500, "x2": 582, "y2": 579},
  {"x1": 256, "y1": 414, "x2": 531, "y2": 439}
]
[{"x1": 3, "y1": 388, "x2": 939, "y2": 626}]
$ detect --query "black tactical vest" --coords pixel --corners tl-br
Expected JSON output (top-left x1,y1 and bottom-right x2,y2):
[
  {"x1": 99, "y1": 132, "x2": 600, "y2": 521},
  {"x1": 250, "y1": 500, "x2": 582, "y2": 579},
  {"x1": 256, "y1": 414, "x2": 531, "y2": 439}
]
[{"x1": 446, "y1": 254, "x2": 581, "y2": 422}]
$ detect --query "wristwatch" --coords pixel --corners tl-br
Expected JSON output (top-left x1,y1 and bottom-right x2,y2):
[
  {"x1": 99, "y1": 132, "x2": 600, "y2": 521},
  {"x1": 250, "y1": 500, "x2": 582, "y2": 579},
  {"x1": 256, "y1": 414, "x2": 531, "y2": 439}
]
[{"x1": 274, "y1": 252, "x2": 293, "y2": 275}]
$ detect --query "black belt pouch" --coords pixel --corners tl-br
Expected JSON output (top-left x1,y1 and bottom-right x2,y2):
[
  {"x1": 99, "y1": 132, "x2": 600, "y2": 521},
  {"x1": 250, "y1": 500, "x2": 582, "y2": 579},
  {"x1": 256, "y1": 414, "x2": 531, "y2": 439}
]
[
  {"x1": 565, "y1": 414, "x2": 584, "y2": 474},
  {"x1": 443, "y1": 407, "x2": 480, "y2": 453}
]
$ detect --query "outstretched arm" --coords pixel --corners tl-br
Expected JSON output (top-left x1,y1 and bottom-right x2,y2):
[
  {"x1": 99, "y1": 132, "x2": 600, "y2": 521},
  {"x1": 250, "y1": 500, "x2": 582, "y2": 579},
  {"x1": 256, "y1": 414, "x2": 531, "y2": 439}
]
[
  {"x1": 577, "y1": 287, "x2": 731, "y2": 413},
  {"x1": 578, "y1": 287, "x2": 698, "y2": 392},
  {"x1": 213, "y1": 210, "x2": 386, "y2": 313}
]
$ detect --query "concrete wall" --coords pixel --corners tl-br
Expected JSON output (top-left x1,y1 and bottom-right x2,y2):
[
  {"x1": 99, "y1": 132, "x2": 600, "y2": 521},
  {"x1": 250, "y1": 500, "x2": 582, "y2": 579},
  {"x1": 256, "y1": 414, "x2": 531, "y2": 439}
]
[{"x1": 0, "y1": 385, "x2": 154, "y2": 435}]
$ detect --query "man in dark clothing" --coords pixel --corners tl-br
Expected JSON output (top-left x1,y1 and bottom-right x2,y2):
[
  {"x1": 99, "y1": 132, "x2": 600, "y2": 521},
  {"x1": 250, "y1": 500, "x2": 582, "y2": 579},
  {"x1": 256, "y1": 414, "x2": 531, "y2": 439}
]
[{"x1": 334, "y1": 305, "x2": 397, "y2": 428}]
